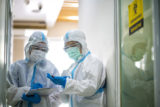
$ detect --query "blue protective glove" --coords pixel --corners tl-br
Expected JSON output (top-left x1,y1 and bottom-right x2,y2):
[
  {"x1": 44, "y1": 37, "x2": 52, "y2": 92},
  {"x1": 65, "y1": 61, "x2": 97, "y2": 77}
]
[
  {"x1": 47, "y1": 73, "x2": 67, "y2": 88},
  {"x1": 31, "y1": 83, "x2": 43, "y2": 89},
  {"x1": 21, "y1": 93, "x2": 41, "y2": 104}
]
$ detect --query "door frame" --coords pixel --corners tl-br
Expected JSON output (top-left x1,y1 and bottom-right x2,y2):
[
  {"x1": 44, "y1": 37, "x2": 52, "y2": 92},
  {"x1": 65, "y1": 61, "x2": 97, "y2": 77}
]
[
  {"x1": 0, "y1": 0, "x2": 12, "y2": 106},
  {"x1": 153, "y1": 0, "x2": 160, "y2": 107},
  {"x1": 114, "y1": 0, "x2": 121, "y2": 107},
  {"x1": 115, "y1": 0, "x2": 160, "y2": 107}
]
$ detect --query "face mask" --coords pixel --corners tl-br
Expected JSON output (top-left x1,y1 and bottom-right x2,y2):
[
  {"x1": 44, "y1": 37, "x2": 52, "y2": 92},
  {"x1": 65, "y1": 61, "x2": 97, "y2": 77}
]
[
  {"x1": 30, "y1": 50, "x2": 46, "y2": 63},
  {"x1": 66, "y1": 47, "x2": 82, "y2": 61}
]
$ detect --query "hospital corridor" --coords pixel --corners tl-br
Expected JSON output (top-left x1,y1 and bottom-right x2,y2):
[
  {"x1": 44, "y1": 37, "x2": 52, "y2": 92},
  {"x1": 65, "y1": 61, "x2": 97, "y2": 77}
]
[{"x1": 0, "y1": 0, "x2": 160, "y2": 107}]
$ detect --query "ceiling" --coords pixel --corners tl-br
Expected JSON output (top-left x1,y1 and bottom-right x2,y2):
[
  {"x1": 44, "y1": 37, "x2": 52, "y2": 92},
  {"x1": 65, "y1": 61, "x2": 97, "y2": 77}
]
[
  {"x1": 13, "y1": 0, "x2": 78, "y2": 28},
  {"x1": 57, "y1": 1, "x2": 78, "y2": 22}
]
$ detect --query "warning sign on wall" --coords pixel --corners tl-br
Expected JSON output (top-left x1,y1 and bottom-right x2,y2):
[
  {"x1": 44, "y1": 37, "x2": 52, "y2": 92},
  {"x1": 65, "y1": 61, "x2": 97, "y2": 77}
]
[{"x1": 128, "y1": 0, "x2": 144, "y2": 35}]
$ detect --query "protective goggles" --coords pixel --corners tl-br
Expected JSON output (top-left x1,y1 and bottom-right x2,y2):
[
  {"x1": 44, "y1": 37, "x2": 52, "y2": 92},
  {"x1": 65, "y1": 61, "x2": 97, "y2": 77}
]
[
  {"x1": 64, "y1": 42, "x2": 81, "y2": 51},
  {"x1": 30, "y1": 43, "x2": 48, "y2": 52}
]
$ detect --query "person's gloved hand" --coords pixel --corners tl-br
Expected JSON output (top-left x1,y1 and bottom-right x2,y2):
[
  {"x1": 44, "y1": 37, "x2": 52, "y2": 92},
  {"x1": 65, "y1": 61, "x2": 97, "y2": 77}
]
[
  {"x1": 21, "y1": 93, "x2": 41, "y2": 104},
  {"x1": 31, "y1": 83, "x2": 43, "y2": 89},
  {"x1": 47, "y1": 73, "x2": 67, "y2": 88}
]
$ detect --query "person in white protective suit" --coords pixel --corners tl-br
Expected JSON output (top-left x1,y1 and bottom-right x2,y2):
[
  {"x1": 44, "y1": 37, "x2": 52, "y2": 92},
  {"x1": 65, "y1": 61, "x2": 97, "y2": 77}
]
[
  {"x1": 7, "y1": 31, "x2": 61, "y2": 107},
  {"x1": 121, "y1": 35, "x2": 154, "y2": 107},
  {"x1": 47, "y1": 30, "x2": 106, "y2": 107}
]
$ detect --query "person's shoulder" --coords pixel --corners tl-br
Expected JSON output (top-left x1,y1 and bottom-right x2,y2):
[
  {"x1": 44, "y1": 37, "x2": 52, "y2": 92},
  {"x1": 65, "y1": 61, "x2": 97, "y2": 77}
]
[
  {"x1": 43, "y1": 59, "x2": 58, "y2": 69},
  {"x1": 43, "y1": 59, "x2": 55, "y2": 66},
  {"x1": 9, "y1": 60, "x2": 27, "y2": 72},
  {"x1": 87, "y1": 54, "x2": 102, "y2": 64},
  {"x1": 11, "y1": 60, "x2": 27, "y2": 66},
  {"x1": 43, "y1": 59, "x2": 59, "y2": 75}
]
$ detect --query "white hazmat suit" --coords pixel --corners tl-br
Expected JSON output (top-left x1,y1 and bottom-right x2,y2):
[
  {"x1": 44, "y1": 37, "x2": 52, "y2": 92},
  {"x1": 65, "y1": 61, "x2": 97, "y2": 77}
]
[
  {"x1": 61, "y1": 30, "x2": 106, "y2": 107},
  {"x1": 7, "y1": 32, "x2": 60, "y2": 107}
]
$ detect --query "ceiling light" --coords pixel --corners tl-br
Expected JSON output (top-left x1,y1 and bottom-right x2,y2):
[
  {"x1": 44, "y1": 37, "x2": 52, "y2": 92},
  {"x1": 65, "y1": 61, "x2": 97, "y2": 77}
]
[
  {"x1": 66, "y1": 16, "x2": 79, "y2": 20},
  {"x1": 63, "y1": 3, "x2": 79, "y2": 7}
]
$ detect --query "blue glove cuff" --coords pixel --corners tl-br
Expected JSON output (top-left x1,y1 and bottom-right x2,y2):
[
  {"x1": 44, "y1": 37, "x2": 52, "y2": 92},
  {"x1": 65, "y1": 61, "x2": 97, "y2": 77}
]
[
  {"x1": 21, "y1": 93, "x2": 41, "y2": 104},
  {"x1": 31, "y1": 83, "x2": 43, "y2": 89},
  {"x1": 47, "y1": 73, "x2": 67, "y2": 88}
]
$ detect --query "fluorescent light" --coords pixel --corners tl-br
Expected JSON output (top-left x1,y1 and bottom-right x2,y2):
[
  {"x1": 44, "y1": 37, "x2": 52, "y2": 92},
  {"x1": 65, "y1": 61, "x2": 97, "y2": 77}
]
[
  {"x1": 70, "y1": 3, "x2": 79, "y2": 7},
  {"x1": 66, "y1": 16, "x2": 79, "y2": 20},
  {"x1": 63, "y1": 3, "x2": 79, "y2": 7}
]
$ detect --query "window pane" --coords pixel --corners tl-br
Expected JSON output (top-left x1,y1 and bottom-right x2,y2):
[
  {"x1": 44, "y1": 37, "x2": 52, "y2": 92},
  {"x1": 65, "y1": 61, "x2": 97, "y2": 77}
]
[{"x1": 119, "y1": 0, "x2": 154, "y2": 107}]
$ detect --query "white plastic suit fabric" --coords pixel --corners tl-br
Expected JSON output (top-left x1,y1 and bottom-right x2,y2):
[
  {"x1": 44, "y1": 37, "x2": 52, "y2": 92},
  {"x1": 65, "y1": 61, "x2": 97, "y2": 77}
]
[
  {"x1": 62, "y1": 30, "x2": 106, "y2": 107},
  {"x1": 7, "y1": 32, "x2": 61, "y2": 107},
  {"x1": 64, "y1": 30, "x2": 88, "y2": 55}
]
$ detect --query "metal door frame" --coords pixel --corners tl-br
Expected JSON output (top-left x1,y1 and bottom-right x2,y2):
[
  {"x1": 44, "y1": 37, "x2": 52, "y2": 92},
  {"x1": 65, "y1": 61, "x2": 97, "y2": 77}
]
[
  {"x1": 152, "y1": 0, "x2": 160, "y2": 107},
  {"x1": 114, "y1": 0, "x2": 160, "y2": 107},
  {"x1": 114, "y1": 0, "x2": 121, "y2": 107},
  {"x1": 0, "y1": 0, "x2": 12, "y2": 106}
]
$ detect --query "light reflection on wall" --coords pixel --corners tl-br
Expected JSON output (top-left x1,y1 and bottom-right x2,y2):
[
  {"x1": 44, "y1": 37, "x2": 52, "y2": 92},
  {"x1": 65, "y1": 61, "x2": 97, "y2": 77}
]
[
  {"x1": 47, "y1": 38, "x2": 71, "y2": 107},
  {"x1": 46, "y1": 37, "x2": 74, "y2": 74},
  {"x1": 59, "y1": 103, "x2": 69, "y2": 107}
]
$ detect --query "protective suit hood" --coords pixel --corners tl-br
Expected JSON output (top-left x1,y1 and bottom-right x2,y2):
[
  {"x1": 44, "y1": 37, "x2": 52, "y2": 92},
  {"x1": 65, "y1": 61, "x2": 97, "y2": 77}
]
[
  {"x1": 64, "y1": 30, "x2": 89, "y2": 55},
  {"x1": 25, "y1": 31, "x2": 48, "y2": 61}
]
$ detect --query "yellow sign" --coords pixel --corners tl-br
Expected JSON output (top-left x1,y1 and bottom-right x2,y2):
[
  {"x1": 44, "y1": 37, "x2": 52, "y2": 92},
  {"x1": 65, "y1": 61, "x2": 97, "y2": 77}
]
[{"x1": 128, "y1": 0, "x2": 144, "y2": 35}]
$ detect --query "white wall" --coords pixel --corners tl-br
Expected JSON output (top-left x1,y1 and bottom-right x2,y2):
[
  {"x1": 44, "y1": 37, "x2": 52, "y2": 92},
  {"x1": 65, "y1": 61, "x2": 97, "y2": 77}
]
[
  {"x1": 79, "y1": 0, "x2": 116, "y2": 107},
  {"x1": 47, "y1": 21, "x2": 78, "y2": 37}
]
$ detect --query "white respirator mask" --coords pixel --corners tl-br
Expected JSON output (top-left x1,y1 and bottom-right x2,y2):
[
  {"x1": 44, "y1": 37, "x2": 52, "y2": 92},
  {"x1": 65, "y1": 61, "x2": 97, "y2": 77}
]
[{"x1": 30, "y1": 50, "x2": 46, "y2": 63}]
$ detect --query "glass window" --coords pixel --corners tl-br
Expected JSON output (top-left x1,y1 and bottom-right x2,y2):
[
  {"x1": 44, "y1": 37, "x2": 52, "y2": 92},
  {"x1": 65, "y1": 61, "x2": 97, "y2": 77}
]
[{"x1": 119, "y1": 0, "x2": 154, "y2": 107}]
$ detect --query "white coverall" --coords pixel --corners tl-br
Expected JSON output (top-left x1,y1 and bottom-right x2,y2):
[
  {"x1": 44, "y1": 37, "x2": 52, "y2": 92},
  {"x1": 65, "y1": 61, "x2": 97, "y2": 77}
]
[
  {"x1": 61, "y1": 30, "x2": 106, "y2": 107},
  {"x1": 7, "y1": 32, "x2": 60, "y2": 107}
]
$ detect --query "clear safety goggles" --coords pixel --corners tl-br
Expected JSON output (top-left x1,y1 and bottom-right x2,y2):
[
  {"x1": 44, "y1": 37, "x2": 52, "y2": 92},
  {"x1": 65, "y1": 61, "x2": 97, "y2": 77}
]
[
  {"x1": 30, "y1": 43, "x2": 48, "y2": 52},
  {"x1": 64, "y1": 42, "x2": 81, "y2": 51}
]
